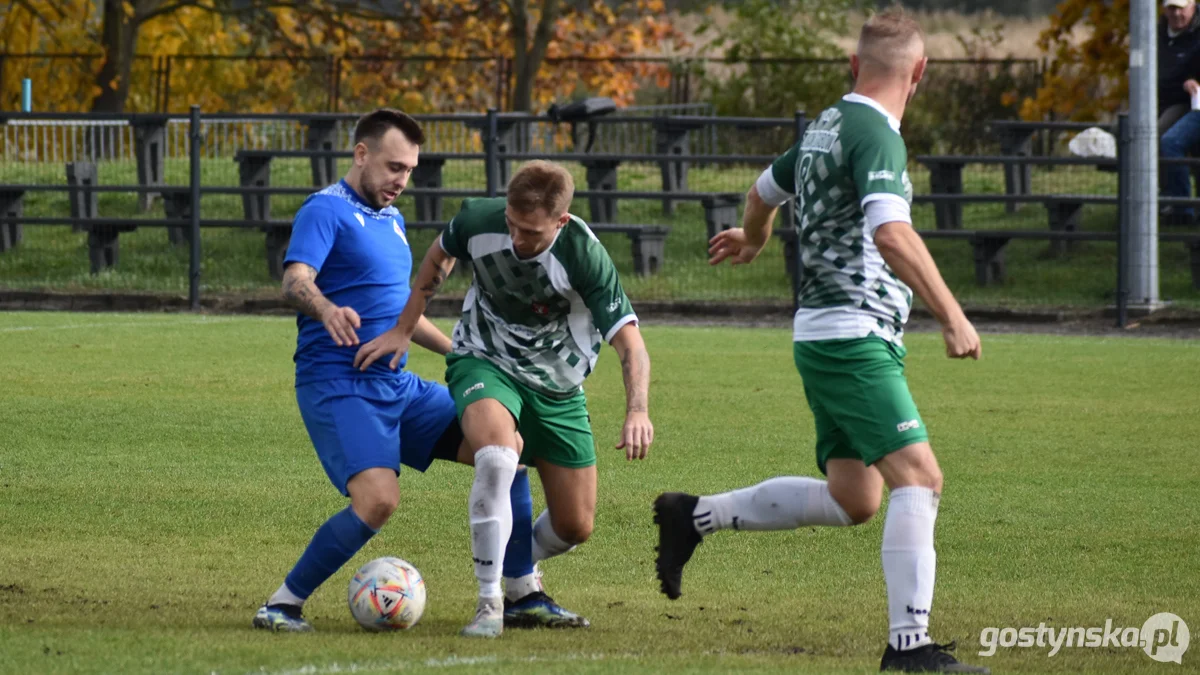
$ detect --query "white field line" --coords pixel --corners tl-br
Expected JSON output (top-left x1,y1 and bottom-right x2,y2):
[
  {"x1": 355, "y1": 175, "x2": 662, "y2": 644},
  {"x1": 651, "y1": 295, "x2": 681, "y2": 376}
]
[
  {"x1": 239, "y1": 651, "x2": 643, "y2": 675},
  {"x1": 0, "y1": 317, "x2": 247, "y2": 333}
]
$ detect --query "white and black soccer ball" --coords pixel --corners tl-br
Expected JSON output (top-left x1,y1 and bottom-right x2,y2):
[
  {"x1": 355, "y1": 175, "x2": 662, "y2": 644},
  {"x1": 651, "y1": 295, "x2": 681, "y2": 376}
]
[{"x1": 347, "y1": 557, "x2": 426, "y2": 631}]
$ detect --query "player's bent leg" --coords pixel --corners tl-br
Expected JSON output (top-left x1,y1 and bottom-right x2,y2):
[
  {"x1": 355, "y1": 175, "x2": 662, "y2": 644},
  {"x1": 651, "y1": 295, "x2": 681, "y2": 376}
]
[
  {"x1": 826, "y1": 458, "x2": 885, "y2": 525},
  {"x1": 347, "y1": 467, "x2": 400, "y2": 530},
  {"x1": 874, "y1": 442, "x2": 943, "y2": 493},
  {"x1": 255, "y1": 381, "x2": 399, "y2": 632},
  {"x1": 534, "y1": 460, "x2": 596, "y2": 548},
  {"x1": 460, "y1": 399, "x2": 522, "y2": 638},
  {"x1": 654, "y1": 464, "x2": 867, "y2": 601},
  {"x1": 497, "y1": 460, "x2": 594, "y2": 629},
  {"x1": 874, "y1": 443, "x2": 986, "y2": 673}
]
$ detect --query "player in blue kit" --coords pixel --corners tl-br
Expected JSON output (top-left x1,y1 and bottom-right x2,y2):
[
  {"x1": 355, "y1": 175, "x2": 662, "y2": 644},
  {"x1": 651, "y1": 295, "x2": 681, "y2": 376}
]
[{"x1": 252, "y1": 109, "x2": 586, "y2": 632}]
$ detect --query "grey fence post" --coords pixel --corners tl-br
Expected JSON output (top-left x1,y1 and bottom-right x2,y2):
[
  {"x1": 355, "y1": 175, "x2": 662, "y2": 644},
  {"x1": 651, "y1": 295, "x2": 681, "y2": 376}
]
[
  {"x1": 1116, "y1": 113, "x2": 1130, "y2": 328},
  {"x1": 189, "y1": 105, "x2": 202, "y2": 311},
  {"x1": 485, "y1": 108, "x2": 499, "y2": 198}
]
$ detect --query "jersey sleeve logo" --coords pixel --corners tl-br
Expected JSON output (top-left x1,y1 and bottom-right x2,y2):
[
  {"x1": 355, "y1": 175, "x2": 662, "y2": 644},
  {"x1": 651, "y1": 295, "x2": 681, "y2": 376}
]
[
  {"x1": 392, "y1": 219, "x2": 408, "y2": 245},
  {"x1": 868, "y1": 170, "x2": 896, "y2": 182}
]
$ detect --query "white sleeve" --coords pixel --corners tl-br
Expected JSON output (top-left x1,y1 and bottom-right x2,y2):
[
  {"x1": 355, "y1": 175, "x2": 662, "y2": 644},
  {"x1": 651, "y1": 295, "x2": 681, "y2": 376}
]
[
  {"x1": 755, "y1": 167, "x2": 794, "y2": 207},
  {"x1": 862, "y1": 193, "x2": 911, "y2": 235}
]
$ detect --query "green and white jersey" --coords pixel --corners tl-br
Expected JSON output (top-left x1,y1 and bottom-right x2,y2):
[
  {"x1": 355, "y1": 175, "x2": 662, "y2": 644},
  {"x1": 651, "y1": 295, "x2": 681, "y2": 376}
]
[
  {"x1": 760, "y1": 94, "x2": 915, "y2": 345},
  {"x1": 439, "y1": 198, "x2": 637, "y2": 397}
]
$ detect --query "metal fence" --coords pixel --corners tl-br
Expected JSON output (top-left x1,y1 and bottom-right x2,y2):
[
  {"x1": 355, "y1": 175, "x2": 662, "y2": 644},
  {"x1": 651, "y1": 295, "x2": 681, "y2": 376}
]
[
  {"x1": 0, "y1": 104, "x2": 719, "y2": 163},
  {"x1": 0, "y1": 53, "x2": 1041, "y2": 154},
  {"x1": 0, "y1": 109, "x2": 1194, "y2": 317}
]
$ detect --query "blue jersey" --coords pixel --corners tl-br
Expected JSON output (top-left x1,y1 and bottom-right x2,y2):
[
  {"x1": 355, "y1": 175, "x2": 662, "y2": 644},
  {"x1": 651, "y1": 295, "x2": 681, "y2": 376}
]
[{"x1": 284, "y1": 180, "x2": 414, "y2": 385}]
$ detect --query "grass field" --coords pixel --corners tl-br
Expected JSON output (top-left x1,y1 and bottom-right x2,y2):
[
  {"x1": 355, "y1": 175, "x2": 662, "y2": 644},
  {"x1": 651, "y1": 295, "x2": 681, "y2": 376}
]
[
  {"x1": 1, "y1": 312, "x2": 1197, "y2": 674},
  {"x1": 2, "y1": 158, "x2": 1198, "y2": 309}
]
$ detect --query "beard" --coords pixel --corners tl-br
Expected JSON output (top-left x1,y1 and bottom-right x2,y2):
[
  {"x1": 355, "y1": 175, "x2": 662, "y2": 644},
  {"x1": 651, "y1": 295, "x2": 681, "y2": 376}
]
[{"x1": 359, "y1": 171, "x2": 392, "y2": 210}]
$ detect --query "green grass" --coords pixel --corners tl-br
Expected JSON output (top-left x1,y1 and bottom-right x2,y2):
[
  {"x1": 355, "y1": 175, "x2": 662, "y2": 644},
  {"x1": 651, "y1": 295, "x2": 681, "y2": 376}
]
[
  {"x1": 1, "y1": 158, "x2": 1198, "y2": 308},
  {"x1": 1, "y1": 313, "x2": 1197, "y2": 674}
]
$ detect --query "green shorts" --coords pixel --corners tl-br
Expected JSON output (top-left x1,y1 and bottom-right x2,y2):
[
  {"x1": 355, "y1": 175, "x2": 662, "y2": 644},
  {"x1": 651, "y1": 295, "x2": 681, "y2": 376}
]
[
  {"x1": 445, "y1": 353, "x2": 596, "y2": 469},
  {"x1": 793, "y1": 336, "x2": 928, "y2": 475}
]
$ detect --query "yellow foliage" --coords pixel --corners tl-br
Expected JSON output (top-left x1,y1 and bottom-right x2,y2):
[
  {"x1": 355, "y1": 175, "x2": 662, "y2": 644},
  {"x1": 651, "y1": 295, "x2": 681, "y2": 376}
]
[
  {"x1": 1022, "y1": 0, "x2": 1131, "y2": 121},
  {"x1": 1, "y1": 0, "x2": 683, "y2": 113}
]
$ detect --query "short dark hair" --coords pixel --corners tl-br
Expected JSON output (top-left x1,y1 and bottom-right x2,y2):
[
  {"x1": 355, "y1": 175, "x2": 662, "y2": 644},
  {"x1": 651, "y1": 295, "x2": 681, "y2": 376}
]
[
  {"x1": 353, "y1": 108, "x2": 425, "y2": 147},
  {"x1": 507, "y1": 161, "x2": 575, "y2": 217}
]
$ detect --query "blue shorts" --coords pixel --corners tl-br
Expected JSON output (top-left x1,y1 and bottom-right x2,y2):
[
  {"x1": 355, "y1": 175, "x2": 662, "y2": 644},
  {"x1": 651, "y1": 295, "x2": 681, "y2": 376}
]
[{"x1": 295, "y1": 372, "x2": 459, "y2": 496}]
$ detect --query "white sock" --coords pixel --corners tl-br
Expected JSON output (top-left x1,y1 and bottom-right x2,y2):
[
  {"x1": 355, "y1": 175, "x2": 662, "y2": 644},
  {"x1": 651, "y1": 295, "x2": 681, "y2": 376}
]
[
  {"x1": 469, "y1": 445, "x2": 519, "y2": 599},
  {"x1": 268, "y1": 582, "x2": 305, "y2": 608},
  {"x1": 692, "y1": 476, "x2": 852, "y2": 535},
  {"x1": 882, "y1": 486, "x2": 939, "y2": 651},
  {"x1": 531, "y1": 509, "x2": 576, "y2": 562},
  {"x1": 504, "y1": 565, "x2": 543, "y2": 602}
]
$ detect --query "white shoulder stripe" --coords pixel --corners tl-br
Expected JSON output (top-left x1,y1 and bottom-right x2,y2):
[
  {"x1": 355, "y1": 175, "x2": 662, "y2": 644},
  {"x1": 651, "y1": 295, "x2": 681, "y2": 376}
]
[
  {"x1": 570, "y1": 215, "x2": 599, "y2": 242},
  {"x1": 604, "y1": 314, "x2": 638, "y2": 343}
]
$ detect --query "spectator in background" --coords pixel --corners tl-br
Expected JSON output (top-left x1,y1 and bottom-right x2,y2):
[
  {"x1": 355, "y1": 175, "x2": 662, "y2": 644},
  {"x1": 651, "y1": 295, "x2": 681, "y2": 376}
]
[
  {"x1": 1159, "y1": 0, "x2": 1200, "y2": 131},
  {"x1": 1159, "y1": 0, "x2": 1200, "y2": 222}
]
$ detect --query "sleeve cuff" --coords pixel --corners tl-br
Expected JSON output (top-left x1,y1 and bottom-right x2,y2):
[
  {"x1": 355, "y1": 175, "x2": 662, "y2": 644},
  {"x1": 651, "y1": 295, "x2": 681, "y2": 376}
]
[
  {"x1": 604, "y1": 314, "x2": 639, "y2": 343},
  {"x1": 861, "y1": 193, "x2": 911, "y2": 235},
  {"x1": 281, "y1": 254, "x2": 322, "y2": 273},
  {"x1": 755, "y1": 168, "x2": 793, "y2": 207}
]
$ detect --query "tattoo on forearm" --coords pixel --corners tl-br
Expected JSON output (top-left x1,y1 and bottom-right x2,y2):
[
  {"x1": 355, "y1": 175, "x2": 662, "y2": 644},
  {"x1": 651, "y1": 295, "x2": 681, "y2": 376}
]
[
  {"x1": 282, "y1": 265, "x2": 330, "y2": 321},
  {"x1": 420, "y1": 266, "x2": 448, "y2": 301},
  {"x1": 620, "y1": 347, "x2": 651, "y2": 413}
]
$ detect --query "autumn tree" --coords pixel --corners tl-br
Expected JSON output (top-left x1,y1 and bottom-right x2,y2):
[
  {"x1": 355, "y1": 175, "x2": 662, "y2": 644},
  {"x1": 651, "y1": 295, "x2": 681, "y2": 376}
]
[
  {"x1": 1, "y1": 0, "x2": 683, "y2": 114},
  {"x1": 1020, "y1": 0, "x2": 1131, "y2": 121}
]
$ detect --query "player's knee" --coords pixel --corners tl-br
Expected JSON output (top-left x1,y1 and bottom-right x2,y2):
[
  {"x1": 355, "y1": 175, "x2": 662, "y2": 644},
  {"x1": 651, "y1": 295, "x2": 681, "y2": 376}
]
[
  {"x1": 844, "y1": 499, "x2": 880, "y2": 525},
  {"x1": 554, "y1": 519, "x2": 593, "y2": 545},
  {"x1": 924, "y1": 465, "x2": 944, "y2": 494},
  {"x1": 834, "y1": 492, "x2": 880, "y2": 525},
  {"x1": 355, "y1": 493, "x2": 399, "y2": 529}
]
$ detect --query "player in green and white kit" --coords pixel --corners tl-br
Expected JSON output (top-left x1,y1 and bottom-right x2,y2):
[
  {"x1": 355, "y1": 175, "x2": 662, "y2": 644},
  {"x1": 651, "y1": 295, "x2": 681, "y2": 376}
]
[
  {"x1": 356, "y1": 160, "x2": 654, "y2": 639},
  {"x1": 652, "y1": 11, "x2": 988, "y2": 674}
]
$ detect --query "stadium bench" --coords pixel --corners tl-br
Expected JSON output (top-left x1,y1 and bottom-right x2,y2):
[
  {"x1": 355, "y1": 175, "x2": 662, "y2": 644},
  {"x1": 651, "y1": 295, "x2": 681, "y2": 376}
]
[
  {"x1": 986, "y1": 120, "x2": 1112, "y2": 213},
  {"x1": 232, "y1": 149, "x2": 742, "y2": 241},
  {"x1": 913, "y1": 155, "x2": 1120, "y2": 232},
  {"x1": 0, "y1": 180, "x2": 672, "y2": 279},
  {"x1": 588, "y1": 223, "x2": 671, "y2": 276},
  {"x1": 774, "y1": 227, "x2": 1200, "y2": 289}
]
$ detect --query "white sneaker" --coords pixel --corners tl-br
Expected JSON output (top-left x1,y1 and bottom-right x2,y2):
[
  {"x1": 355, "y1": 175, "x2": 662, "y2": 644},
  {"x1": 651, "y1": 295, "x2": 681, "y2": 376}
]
[{"x1": 460, "y1": 596, "x2": 503, "y2": 638}]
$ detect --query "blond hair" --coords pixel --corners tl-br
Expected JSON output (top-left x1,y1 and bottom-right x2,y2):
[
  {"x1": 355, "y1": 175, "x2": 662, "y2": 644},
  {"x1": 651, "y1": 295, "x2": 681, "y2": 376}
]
[
  {"x1": 507, "y1": 160, "x2": 575, "y2": 217},
  {"x1": 857, "y1": 9, "x2": 925, "y2": 75}
]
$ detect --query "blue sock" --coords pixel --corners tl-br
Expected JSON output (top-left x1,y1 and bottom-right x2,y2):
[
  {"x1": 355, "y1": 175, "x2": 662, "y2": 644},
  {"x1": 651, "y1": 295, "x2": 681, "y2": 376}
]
[
  {"x1": 502, "y1": 467, "x2": 535, "y2": 580},
  {"x1": 283, "y1": 506, "x2": 378, "y2": 601}
]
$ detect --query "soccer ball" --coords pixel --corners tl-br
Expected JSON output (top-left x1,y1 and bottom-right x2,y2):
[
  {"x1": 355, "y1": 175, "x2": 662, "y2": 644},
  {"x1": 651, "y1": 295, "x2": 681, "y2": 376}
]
[{"x1": 347, "y1": 557, "x2": 427, "y2": 631}]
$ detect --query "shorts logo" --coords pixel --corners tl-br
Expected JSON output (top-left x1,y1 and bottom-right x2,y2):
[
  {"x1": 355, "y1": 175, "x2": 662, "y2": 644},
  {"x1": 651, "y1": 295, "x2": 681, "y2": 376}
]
[
  {"x1": 897, "y1": 419, "x2": 921, "y2": 432},
  {"x1": 462, "y1": 382, "x2": 485, "y2": 397},
  {"x1": 869, "y1": 170, "x2": 896, "y2": 182}
]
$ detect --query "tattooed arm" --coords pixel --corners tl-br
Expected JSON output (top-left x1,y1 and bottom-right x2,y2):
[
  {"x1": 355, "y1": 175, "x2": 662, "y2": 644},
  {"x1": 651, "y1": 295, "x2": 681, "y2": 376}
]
[
  {"x1": 610, "y1": 323, "x2": 653, "y2": 460},
  {"x1": 352, "y1": 237, "x2": 456, "y2": 371},
  {"x1": 400, "y1": 238, "x2": 456, "y2": 334},
  {"x1": 282, "y1": 262, "x2": 361, "y2": 347}
]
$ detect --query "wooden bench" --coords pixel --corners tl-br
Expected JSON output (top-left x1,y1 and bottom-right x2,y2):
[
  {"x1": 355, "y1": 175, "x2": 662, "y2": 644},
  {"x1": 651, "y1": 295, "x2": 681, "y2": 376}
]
[
  {"x1": 588, "y1": 223, "x2": 670, "y2": 276},
  {"x1": 913, "y1": 155, "x2": 1119, "y2": 231},
  {"x1": 233, "y1": 149, "x2": 746, "y2": 232},
  {"x1": 774, "y1": 227, "x2": 1200, "y2": 289},
  {"x1": 0, "y1": 181, "x2": 673, "y2": 279}
]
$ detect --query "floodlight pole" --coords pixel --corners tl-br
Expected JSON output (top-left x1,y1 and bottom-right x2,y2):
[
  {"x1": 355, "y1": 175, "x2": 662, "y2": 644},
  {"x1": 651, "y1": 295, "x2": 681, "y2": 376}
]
[{"x1": 1125, "y1": 0, "x2": 1161, "y2": 309}]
